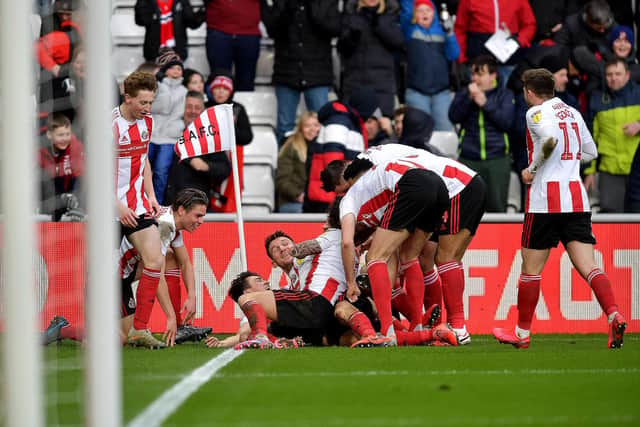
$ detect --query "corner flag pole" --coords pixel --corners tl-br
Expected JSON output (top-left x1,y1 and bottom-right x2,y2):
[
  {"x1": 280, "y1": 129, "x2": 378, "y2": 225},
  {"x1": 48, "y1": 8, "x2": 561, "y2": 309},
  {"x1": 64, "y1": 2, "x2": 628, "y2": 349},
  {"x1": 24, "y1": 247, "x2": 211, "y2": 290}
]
[
  {"x1": 0, "y1": 1, "x2": 43, "y2": 426},
  {"x1": 229, "y1": 141, "x2": 248, "y2": 271}
]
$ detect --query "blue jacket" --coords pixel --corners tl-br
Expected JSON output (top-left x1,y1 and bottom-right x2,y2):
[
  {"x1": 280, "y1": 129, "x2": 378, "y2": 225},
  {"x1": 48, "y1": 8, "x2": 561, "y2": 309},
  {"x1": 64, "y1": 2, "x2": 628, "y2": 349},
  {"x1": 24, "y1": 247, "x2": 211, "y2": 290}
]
[
  {"x1": 449, "y1": 84, "x2": 515, "y2": 161},
  {"x1": 400, "y1": 0, "x2": 459, "y2": 95}
]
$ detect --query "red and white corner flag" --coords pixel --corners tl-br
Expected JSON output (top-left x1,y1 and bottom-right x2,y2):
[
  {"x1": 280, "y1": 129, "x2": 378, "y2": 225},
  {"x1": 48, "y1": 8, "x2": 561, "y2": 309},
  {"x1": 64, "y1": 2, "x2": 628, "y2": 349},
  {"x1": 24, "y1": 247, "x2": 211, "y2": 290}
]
[{"x1": 175, "y1": 103, "x2": 236, "y2": 160}]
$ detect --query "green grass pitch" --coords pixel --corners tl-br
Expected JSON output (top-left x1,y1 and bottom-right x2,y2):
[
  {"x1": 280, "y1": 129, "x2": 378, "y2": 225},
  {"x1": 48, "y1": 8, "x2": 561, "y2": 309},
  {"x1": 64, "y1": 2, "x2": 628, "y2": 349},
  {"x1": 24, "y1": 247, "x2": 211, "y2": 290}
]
[{"x1": 40, "y1": 334, "x2": 639, "y2": 426}]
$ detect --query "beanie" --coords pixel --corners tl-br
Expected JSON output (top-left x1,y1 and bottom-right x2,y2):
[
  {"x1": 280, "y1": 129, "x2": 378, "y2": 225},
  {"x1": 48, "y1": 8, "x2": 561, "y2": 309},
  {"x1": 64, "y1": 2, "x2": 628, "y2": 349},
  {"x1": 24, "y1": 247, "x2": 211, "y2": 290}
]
[
  {"x1": 155, "y1": 48, "x2": 183, "y2": 75},
  {"x1": 609, "y1": 25, "x2": 635, "y2": 49},
  {"x1": 210, "y1": 75, "x2": 234, "y2": 93}
]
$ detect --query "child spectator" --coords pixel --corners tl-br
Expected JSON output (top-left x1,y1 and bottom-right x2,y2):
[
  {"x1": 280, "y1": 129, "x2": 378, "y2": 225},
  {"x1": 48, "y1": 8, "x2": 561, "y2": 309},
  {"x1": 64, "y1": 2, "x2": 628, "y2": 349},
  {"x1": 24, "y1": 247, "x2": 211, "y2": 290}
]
[
  {"x1": 183, "y1": 68, "x2": 209, "y2": 103},
  {"x1": 205, "y1": 69, "x2": 254, "y2": 212},
  {"x1": 400, "y1": 0, "x2": 459, "y2": 131},
  {"x1": 276, "y1": 112, "x2": 320, "y2": 213},
  {"x1": 149, "y1": 48, "x2": 188, "y2": 204},
  {"x1": 38, "y1": 112, "x2": 85, "y2": 220}
]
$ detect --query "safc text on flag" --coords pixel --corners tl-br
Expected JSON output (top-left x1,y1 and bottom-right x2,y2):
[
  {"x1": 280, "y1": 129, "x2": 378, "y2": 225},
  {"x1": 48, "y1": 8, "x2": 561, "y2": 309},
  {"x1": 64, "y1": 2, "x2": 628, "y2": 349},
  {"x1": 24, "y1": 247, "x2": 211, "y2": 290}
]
[{"x1": 175, "y1": 104, "x2": 236, "y2": 160}]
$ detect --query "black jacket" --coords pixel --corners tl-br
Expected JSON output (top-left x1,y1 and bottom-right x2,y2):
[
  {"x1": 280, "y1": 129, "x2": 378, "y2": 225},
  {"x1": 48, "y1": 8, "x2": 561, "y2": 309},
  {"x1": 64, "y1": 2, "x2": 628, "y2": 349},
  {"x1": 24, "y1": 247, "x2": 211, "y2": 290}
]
[
  {"x1": 261, "y1": 0, "x2": 341, "y2": 89},
  {"x1": 337, "y1": 0, "x2": 404, "y2": 116},
  {"x1": 134, "y1": 0, "x2": 205, "y2": 61}
]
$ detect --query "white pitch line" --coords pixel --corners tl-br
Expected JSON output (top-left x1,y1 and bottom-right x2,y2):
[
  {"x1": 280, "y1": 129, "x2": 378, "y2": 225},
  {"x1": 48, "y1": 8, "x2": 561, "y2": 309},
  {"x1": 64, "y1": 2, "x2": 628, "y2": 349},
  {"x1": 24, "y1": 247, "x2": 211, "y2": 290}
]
[
  {"x1": 127, "y1": 349, "x2": 243, "y2": 427},
  {"x1": 217, "y1": 366, "x2": 640, "y2": 379}
]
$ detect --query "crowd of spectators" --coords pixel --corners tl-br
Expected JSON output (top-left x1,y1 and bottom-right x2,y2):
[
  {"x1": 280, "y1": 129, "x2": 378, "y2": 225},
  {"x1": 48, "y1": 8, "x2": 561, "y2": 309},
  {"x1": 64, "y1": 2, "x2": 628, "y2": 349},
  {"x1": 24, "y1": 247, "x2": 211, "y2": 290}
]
[{"x1": 32, "y1": 0, "x2": 640, "y2": 217}]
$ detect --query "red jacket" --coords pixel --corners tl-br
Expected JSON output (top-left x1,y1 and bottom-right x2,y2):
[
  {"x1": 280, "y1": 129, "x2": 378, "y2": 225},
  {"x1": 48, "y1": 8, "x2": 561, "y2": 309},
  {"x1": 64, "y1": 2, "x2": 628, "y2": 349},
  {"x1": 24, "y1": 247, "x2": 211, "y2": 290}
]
[
  {"x1": 36, "y1": 21, "x2": 81, "y2": 71},
  {"x1": 454, "y1": 0, "x2": 536, "y2": 63}
]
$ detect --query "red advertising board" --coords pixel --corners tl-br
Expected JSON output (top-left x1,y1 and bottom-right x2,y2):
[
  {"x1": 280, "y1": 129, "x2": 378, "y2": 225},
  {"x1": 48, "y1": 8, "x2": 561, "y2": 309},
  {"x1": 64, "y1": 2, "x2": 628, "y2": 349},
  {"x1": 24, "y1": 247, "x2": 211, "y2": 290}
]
[{"x1": 27, "y1": 222, "x2": 640, "y2": 334}]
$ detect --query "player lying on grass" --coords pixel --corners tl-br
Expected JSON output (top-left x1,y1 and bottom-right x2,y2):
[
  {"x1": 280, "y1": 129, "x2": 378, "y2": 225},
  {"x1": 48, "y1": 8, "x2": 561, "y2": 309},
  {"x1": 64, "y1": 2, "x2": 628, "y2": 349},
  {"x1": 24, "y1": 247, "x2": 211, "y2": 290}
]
[
  {"x1": 492, "y1": 68, "x2": 626, "y2": 349},
  {"x1": 260, "y1": 201, "x2": 456, "y2": 348},
  {"x1": 324, "y1": 143, "x2": 487, "y2": 344},
  {"x1": 43, "y1": 189, "x2": 211, "y2": 348},
  {"x1": 219, "y1": 270, "x2": 456, "y2": 349}
]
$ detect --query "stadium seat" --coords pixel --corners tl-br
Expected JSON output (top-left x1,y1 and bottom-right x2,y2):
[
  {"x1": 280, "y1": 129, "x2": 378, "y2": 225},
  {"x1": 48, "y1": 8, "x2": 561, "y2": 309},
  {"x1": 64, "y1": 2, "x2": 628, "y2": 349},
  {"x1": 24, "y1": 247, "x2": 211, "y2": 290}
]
[
  {"x1": 241, "y1": 204, "x2": 272, "y2": 216},
  {"x1": 255, "y1": 42, "x2": 274, "y2": 86},
  {"x1": 183, "y1": 46, "x2": 210, "y2": 75},
  {"x1": 186, "y1": 24, "x2": 206, "y2": 46},
  {"x1": 113, "y1": 0, "x2": 137, "y2": 8},
  {"x1": 242, "y1": 164, "x2": 275, "y2": 212},
  {"x1": 244, "y1": 126, "x2": 278, "y2": 167},
  {"x1": 507, "y1": 171, "x2": 522, "y2": 213},
  {"x1": 112, "y1": 46, "x2": 145, "y2": 82},
  {"x1": 233, "y1": 91, "x2": 277, "y2": 129},
  {"x1": 430, "y1": 131, "x2": 459, "y2": 159},
  {"x1": 111, "y1": 10, "x2": 144, "y2": 46}
]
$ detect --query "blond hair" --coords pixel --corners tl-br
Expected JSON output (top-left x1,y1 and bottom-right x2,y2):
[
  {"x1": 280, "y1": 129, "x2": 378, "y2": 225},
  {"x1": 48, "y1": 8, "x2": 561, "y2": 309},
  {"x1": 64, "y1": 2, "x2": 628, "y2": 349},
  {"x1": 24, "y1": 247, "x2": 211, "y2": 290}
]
[
  {"x1": 358, "y1": 0, "x2": 385, "y2": 14},
  {"x1": 279, "y1": 112, "x2": 318, "y2": 163}
]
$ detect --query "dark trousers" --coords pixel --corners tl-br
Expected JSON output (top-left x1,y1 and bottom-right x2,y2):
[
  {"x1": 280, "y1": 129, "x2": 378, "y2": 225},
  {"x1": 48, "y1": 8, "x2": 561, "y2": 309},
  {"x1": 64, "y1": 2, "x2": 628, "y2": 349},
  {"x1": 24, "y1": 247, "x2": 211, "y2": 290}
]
[
  {"x1": 206, "y1": 28, "x2": 260, "y2": 91},
  {"x1": 460, "y1": 156, "x2": 511, "y2": 213}
]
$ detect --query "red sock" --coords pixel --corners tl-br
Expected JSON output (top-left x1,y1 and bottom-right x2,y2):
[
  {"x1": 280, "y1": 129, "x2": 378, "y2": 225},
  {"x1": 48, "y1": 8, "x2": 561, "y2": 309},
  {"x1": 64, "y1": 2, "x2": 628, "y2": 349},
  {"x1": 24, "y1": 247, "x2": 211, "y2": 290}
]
[
  {"x1": 165, "y1": 268, "x2": 182, "y2": 323},
  {"x1": 133, "y1": 267, "x2": 162, "y2": 330},
  {"x1": 423, "y1": 269, "x2": 443, "y2": 310},
  {"x1": 395, "y1": 329, "x2": 433, "y2": 346},
  {"x1": 392, "y1": 318, "x2": 409, "y2": 332},
  {"x1": 391, "y1": 289, "x2": 412, "y2": 319},
  {"x1": 348, "y1": 311, "x2": 376, "y2": 338},
  {"x1": 588, "y1": 268, "x2": 618, "y2": 316},
  {"x1": 438, "y1": 261, "x2": 465, "y2": 329},
  {"x1": 59, "y1": 325, "x2": 83, "y2": 341},
  {"x1": 517, "y1": 274, "x2": 541, "y2": 330},
  {"x1": 400, "y1": 259, "x2": 425, "y2": 330},
  {"x1": 241, "y1": 301, "x2": 268, "y2": 337},
  {"x1": 367, "y1": 260, "x2": 394, "y2": 336}
]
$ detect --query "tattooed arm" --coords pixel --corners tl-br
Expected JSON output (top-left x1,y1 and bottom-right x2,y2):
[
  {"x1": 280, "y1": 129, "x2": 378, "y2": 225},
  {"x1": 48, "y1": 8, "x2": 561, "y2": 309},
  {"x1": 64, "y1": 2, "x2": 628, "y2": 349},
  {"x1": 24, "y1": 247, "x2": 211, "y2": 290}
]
[{"x1": 290, "y1": 239, "x2": 323, "y2": 259}]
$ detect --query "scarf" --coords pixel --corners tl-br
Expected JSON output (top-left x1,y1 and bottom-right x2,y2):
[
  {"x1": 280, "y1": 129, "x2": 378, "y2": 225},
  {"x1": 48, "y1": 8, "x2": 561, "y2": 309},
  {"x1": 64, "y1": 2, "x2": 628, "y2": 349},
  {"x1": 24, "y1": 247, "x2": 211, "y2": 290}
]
[{"x1": 158, "y1": 0, "x2": 175, "y2": 48}]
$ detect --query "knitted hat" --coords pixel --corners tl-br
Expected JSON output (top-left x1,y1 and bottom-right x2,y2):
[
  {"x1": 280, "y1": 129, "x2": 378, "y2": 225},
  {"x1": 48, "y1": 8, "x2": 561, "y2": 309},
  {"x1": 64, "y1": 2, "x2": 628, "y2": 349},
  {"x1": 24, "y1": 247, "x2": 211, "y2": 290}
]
[
  {"x1": 414, "y1": 0, "x2": 434, "y2": 10},
  {"x1": 540, "y1": 54, "x2": 568, "y2": 74},
  {"x1": 348, "y1": 87, "x2": 382, "y2": 121},
  {"x1": 609, "y1": 25, "x2": 635, "y2": 49},
  {"x1": 209, "y1": 75, "x2": 234, "y2": 93},
  {"x1": 155, "y1": 48, "x2": 183, "y2": 74}
]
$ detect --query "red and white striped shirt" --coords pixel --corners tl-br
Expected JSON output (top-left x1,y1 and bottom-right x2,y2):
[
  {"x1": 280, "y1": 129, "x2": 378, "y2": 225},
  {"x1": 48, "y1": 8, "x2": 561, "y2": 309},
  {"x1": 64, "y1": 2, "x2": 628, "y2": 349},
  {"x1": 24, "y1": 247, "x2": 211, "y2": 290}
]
[
  {"x1": 113, "y1": 107, "x2": 154, "y2": 216},
  {"x1": 287, "y1": 229, "x2": 347, "y2": 305},
  {"x1": 340, "y1": 150, "x2": 476, "y2": 229},
  {"x1": 525, "y1": 98, "x2": 596, "y2": 213}
]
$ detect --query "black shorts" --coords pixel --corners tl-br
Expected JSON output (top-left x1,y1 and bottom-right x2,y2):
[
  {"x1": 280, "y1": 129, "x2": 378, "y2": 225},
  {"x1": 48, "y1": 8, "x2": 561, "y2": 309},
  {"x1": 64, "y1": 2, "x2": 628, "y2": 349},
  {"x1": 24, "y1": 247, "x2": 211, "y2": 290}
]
[
  {"x1": 325, "y1": 296, "x2": 380, "y2": 346},
  {"x1": 271, "y1": 289, "x2": 334, "y2": 346},
  {"x1": 380, "y1": 169, "x2": 450, "y2": 233},
  {"x1": 121, "y1": 270, "x2": 138, "y2": 318},
  {"x1": 431, "y1": 174, "x2": 487, "y2": 241},
  {"x1": 120, "y1": 213, "x2": 157, "y2": 237},
  {"x1": 521, "y1": 212, "x2": 597, "y2": 249}
]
